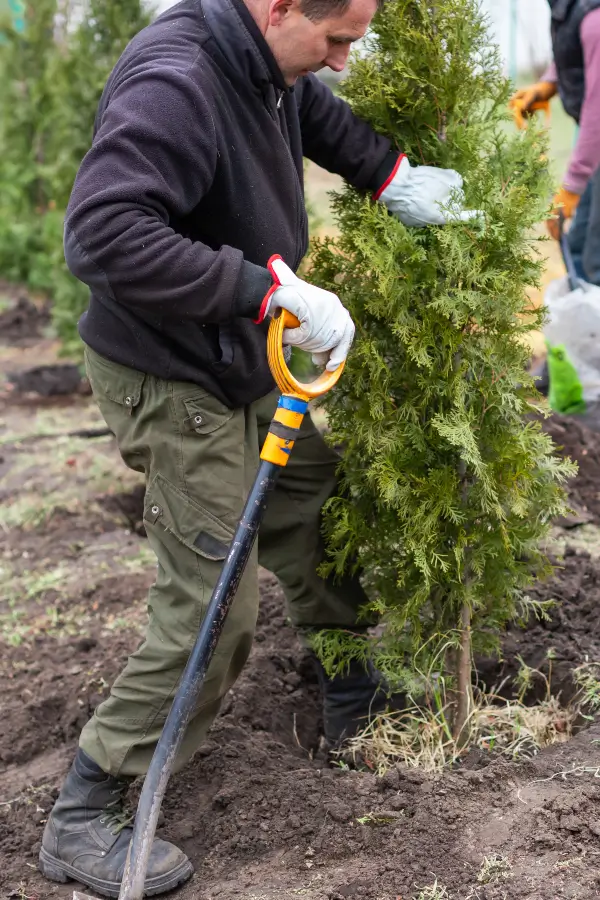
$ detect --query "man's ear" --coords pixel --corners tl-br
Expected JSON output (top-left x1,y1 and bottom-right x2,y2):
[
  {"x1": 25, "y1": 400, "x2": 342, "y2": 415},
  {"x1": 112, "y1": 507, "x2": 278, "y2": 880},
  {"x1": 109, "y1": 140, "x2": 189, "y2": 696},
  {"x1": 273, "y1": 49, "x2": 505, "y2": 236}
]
[{"x1": 268, "y1": 0, "x2": 296, "y2": 26}]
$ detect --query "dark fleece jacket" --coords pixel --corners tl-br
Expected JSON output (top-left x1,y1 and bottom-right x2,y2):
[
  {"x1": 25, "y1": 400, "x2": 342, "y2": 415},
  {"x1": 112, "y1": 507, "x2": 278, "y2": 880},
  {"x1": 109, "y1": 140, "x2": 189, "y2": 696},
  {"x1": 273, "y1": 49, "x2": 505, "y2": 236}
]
[{"x1": 66, "y1": 0, "x2": 397, "y2": 407}]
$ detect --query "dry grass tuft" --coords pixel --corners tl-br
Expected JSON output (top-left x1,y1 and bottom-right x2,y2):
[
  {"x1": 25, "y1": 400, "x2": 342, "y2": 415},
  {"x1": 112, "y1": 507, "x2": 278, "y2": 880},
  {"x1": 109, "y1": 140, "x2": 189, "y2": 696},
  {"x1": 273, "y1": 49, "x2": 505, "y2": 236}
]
[
  {"x1": 476, "y1": 854, "x2": 512, "y2": 885},
  {"x1": 413, "y1": 879, "x2": 449, "y2": 899},
  {"x1": 337, "y1": 661, "x2": 600, "y2": 774}
]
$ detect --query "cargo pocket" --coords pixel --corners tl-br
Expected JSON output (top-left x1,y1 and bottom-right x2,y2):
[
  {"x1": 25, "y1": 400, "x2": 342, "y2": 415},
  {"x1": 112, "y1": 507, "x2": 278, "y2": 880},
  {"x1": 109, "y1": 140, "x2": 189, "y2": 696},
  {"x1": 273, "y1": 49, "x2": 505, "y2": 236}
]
[
  {"x1": 182, "y1": 393, "x2": 233, "y2": 436},
  {"x1": 84, "y1": 347, "x2": 146, "y2": 415},
  {"x1": 173, "y1": 386, "x2": 244, "y2": 534},
  {"x1": 144, "y1": 472, "x2": 233, "y2": 561}
]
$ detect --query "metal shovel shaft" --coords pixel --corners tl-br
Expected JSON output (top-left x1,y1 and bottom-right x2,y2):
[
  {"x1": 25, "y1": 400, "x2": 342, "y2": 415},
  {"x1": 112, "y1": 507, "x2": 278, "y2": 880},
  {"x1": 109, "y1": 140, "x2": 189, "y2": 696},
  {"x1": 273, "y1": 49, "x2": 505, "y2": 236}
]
[
  {"x1": 558, "y1": 211, "x2": 580, "y2": 292},
  {"x1": 118, "y1": 458, "x2": 281, "y2": 900}
]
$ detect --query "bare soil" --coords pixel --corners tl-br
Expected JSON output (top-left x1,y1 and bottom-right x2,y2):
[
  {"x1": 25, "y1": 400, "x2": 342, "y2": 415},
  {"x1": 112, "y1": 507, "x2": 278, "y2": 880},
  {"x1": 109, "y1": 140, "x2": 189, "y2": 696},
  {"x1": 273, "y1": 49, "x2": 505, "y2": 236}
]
[
  {"x1": 2, "y1": 296, "x2": 600, "y2": 900},
  {"x1": 0, "y1": 286, "x2": 51, "y2": 344},
  {"x1": 545, "y1": 415, "x2": 600, "y2": 524}
]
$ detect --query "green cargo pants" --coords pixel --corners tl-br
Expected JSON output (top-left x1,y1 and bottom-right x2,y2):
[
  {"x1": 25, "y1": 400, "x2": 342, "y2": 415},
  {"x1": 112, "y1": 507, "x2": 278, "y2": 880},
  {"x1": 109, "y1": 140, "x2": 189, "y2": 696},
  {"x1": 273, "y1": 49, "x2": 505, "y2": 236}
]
[{"x1": 80, "y1": 347, "x2": 369, "y2": 777}]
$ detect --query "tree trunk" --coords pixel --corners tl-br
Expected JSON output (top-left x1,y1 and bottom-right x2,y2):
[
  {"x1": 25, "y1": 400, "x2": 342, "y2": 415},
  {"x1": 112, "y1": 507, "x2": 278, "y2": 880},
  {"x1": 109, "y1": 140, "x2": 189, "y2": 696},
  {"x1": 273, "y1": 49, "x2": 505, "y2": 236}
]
[
  {"x1": 452, "y1": 601, "x2": 472, "y2": 745},
  {"x1": 452, "y1": 452, "x2": 473, "y2": 744}
]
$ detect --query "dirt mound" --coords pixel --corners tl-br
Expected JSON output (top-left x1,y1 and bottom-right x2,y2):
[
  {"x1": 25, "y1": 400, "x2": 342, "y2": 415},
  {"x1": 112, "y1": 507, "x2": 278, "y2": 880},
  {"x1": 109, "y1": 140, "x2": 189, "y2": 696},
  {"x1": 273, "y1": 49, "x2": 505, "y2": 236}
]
[
  {"x1": 0, "y1": 293, "x2": 51, "y2": 343},
  {"x1": 545, "y1": 414, "x2": 600, "y2": 522},
  {"x1": 97, "y1": 484, "x2": 146, "y2": 535},
  {"x1": 0, "y1": 573, "x2": 148, "y2": 769},
  {"x1": 477, "y1": 549, "x2": 600, "y2": 703},
  {"x1": 3, "y1": 567, "x2": 600, "y2": 899},
  {"x1": 7, "y1": 363, "x2": 84, "y2": 397},
  {"x1": 166, "y1": 724, "x2": 600, "y2": 900},
  {"x1": 155, "y1": 573, "x2": 600, "y2": 900}
]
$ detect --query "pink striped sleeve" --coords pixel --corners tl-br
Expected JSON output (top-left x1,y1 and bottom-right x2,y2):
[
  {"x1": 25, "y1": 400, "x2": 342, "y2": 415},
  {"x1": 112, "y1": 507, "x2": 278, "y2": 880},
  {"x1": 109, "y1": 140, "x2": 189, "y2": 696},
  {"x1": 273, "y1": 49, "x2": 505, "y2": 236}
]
[
  {"x1": 541, "y1": 61, "x2": 558, "y2": 83},
  {"x1": 564, "y1": 8, "x2": 600, "y2": 194}
]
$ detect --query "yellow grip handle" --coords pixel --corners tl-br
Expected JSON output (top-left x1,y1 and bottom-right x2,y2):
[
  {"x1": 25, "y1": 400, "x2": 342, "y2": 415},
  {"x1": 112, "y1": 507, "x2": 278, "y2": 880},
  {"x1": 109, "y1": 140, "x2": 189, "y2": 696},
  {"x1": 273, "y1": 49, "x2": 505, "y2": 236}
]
[
  {"x1": 512, "y1": 98, "x2": 551, "y2": 131},
  {"x1": 267, "y1": 308, "x2": 345, "y2": 401}
]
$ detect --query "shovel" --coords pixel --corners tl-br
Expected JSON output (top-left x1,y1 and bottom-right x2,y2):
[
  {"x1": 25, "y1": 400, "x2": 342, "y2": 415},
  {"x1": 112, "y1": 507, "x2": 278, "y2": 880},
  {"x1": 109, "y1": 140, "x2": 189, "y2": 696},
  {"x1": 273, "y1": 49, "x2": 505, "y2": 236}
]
[
  {"x1": 531, "y1": 211, "x2": 580, "y2": 396},
  {"x1": 558, "y1": 209, "x2": 580, "y2": 292},
  {"x1": 73, "y1": 309, "x2": 345, "y2": 900}
]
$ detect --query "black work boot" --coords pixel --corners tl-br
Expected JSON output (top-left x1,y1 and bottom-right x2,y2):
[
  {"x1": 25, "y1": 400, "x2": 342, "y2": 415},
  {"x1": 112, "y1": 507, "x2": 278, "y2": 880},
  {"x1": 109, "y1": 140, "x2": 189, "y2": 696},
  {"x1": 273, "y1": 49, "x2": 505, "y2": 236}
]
[
  {"x1": 312, "y1": 654, "x2": 402, "y2": 746},
  {"x1": 39, "y1": 748, "x2": 193, "y2": 898}
]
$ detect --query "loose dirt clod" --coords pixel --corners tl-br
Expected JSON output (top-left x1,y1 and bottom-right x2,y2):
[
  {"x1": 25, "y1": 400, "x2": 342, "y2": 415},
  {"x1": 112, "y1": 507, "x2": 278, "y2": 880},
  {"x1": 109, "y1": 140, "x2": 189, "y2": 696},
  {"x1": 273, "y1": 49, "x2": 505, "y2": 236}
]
[
  {"x1": 0, "y1": 291, "x2": 51, "y2": 343},
  {"x1": 7, "y1": 364, "x2": 84, "y2": 397},
  {"x1": 545, "y1": 414, "x2": 600, "y2": 523}
]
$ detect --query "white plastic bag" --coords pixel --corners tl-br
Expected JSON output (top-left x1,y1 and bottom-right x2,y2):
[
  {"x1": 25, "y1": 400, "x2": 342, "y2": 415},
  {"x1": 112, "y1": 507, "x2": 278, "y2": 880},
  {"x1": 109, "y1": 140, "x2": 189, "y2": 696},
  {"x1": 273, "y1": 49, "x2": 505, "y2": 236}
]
[{"x1": 543, "y1": 274, "x2": 600, "y2": 402}]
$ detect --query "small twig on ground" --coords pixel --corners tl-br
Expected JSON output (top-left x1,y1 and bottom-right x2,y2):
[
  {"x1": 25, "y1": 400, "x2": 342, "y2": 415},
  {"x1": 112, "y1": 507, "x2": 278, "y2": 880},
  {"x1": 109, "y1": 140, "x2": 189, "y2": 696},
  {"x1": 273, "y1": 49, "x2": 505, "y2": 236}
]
[
  {"x1": 531, "y1": 764, "x2": 600, "y2": 784},
  {"x1": 8, "y1": 426, "x2": 112, "y2": 444},
  {"x1": 292, "y1": 712, "x2": 312, "y2": 759}
]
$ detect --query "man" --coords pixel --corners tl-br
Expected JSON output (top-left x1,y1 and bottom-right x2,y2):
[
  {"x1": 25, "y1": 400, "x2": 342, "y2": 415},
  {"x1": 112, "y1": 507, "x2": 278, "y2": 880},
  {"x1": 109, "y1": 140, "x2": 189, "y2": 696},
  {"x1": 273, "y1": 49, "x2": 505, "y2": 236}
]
[
  {"x1": 39, "y1": 0, "x2": 474, "y2": 895},
  {"x1": 511, "y1": 0, "x2": 600, "y2": 284}
]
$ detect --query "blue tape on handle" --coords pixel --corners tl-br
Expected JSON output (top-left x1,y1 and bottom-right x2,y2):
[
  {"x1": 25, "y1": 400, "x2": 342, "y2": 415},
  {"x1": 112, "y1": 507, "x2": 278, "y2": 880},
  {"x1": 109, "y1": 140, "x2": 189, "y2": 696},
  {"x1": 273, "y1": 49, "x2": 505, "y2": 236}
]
[{"x1": 278, "y1": 395, "x2": 308, "y2": 414}]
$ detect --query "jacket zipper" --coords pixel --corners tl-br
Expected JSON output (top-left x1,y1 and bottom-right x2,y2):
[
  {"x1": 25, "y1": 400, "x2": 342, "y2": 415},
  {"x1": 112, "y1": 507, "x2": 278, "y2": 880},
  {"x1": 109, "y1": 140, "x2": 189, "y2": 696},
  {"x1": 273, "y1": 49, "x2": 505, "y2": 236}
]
[
  {"x1": 274, "y1": 90, "x2": 308, "y2": 270},
  {"x1": 262, "y1": 86, "x2": 307, "y2": 270}
]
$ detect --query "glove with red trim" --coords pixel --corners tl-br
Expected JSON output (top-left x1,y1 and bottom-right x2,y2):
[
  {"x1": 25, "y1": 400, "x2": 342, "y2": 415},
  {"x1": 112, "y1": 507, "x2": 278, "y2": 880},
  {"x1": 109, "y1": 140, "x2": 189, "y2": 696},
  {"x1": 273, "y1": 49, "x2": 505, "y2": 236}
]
[
  {"x1": 256, "y1": 256, "x2": 354, "y2": 371},
  {"x1": 375, "y1": 155, "x2": 481, "y2": 227},
  {"x1": 547, "y1": 187, "x2": 580, "y2": 240}
]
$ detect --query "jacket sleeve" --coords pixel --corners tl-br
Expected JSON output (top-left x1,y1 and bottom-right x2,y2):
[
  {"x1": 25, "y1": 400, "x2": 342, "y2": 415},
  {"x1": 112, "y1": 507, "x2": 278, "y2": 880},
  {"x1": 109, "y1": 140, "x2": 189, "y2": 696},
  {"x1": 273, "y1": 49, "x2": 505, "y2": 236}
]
[
  {"x1": 541, "y1": 61, "x2": 557, "y2": 83},
  {"x1": 564, "y1": 9, "x2": 600, "y2": 194},
  {"x1": 297, "y1": 73, "x2": 399, "y2": 193},
  {"x1": 64, "y1": 66, "x2": 271, "y2": 323}
]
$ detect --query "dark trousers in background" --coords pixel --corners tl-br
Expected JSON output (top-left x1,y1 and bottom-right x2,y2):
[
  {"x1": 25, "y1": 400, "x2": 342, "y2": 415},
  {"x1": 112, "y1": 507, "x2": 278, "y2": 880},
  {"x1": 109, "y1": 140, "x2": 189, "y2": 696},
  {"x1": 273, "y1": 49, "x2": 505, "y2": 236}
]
[{"x1": 567, "y1": 165, "x2": 600, "y2": 286}]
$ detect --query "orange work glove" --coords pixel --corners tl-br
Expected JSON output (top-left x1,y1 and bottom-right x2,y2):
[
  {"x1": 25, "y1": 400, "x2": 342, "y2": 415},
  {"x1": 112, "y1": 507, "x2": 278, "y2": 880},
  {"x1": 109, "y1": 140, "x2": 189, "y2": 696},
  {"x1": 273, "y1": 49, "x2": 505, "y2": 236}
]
[
  {"x1": 509, "y1": 80, "x2": 557, "y2": 129},
  {"x1": 547, "y1": 187, "x2": 581, "y2": 240}
]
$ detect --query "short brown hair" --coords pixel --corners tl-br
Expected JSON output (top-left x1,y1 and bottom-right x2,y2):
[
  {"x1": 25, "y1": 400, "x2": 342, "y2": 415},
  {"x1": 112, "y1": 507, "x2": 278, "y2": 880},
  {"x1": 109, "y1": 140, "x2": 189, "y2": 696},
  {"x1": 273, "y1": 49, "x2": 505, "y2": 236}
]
[{"x1": 300, "y1": 0, "x2": 384, "y2": 23}]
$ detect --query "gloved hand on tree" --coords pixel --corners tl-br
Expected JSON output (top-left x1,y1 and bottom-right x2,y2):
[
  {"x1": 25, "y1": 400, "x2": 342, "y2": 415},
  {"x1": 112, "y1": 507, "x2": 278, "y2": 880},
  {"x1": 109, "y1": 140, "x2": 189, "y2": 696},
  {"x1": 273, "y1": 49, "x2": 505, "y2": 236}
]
[
  {"x1": 256, "y1": 256, "x2": 355, "y2": 371},
  {"x1": 509, "y1": 80, "x2": 556, "y2": 130},
  {"x1": 509, "y1": 80, "x2": 557, "y2": 115},
  {"x1": 374, "y1": 155, "x2": 480, "y2": 227},
  {"x1": 547, "y1": 186, "x2": 580, "y2": 240}
]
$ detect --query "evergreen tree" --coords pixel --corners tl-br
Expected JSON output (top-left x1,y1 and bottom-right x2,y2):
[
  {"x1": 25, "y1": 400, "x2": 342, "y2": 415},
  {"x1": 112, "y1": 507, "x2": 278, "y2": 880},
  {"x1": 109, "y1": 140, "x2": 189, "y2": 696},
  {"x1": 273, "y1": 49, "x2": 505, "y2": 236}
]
[
  {"x1": 48, "y1": 0, "x2": 153, "y2": 353},
  {"x1": 0, "y1": 0, "x2": 151, "y2": 355},
  {"x1": 0, "y1": 0, "x2": 58, "y2": 282},
  {"x1": 310, "y1": 0, "x2": 574, "y2": 738},
  {"x1": 53, "y1": 0, "x2": 153, "y2": 191}
]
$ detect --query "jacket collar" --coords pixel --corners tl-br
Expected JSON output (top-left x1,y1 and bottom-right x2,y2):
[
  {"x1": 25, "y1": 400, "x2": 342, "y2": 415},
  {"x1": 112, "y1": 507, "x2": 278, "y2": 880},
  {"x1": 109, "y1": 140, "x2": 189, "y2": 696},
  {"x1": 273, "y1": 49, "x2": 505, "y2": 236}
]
[{"x1": 201, "y1": 0, "x2": 289, "y2": 94}]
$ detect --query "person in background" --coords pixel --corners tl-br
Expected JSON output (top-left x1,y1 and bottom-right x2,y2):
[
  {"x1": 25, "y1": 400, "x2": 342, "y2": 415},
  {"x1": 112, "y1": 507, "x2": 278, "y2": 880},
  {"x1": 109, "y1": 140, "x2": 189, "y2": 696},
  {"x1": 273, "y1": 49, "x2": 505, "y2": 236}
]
[{"x1": 510, "y1": 0, "x2": 600, "y2": 284}]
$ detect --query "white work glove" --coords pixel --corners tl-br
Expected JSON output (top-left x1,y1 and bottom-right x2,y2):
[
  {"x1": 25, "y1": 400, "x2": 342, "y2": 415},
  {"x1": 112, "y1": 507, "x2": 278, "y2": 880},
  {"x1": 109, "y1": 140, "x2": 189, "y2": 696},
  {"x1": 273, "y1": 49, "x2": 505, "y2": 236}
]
[
  {"x1": 262, "y1": 256, "x2": 354, "y2": 371},
  {"x1": 375, "y1": 155, "x2": 480, "y2": 227}
]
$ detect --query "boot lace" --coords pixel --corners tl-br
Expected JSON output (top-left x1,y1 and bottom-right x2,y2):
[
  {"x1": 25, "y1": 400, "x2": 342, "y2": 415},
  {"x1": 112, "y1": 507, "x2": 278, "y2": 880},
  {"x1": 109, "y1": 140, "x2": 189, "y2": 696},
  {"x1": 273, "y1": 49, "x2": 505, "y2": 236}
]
[{"x1": 98, "y1": 787, "x2": 134, "y2": 836}]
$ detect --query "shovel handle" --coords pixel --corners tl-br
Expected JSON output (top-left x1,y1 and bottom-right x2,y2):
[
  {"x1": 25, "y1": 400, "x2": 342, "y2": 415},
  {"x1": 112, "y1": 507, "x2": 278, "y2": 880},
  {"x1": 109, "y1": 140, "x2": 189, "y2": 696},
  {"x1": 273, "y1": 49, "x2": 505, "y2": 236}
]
[
  {"x1": 267, "y1": 309, "x2": 344, "y2": 401},
  {"x1": 558, "y1": 211, "x2": 580, "y2": 292}
]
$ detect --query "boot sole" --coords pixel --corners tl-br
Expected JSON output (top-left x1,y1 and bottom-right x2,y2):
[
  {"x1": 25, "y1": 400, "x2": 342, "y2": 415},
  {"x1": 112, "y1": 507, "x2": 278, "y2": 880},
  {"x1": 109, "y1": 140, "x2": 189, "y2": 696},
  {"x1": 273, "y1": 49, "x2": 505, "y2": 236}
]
[{"x1": 39, "y1": 846, "x2": 194, "y2": 898}]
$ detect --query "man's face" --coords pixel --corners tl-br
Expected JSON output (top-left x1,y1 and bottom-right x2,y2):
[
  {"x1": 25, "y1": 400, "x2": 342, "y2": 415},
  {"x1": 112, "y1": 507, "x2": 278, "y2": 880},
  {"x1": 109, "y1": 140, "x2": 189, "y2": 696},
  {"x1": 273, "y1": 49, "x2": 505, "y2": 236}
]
[{"x1": 265, "y1": 0, "x2": 378, "y2": 86}]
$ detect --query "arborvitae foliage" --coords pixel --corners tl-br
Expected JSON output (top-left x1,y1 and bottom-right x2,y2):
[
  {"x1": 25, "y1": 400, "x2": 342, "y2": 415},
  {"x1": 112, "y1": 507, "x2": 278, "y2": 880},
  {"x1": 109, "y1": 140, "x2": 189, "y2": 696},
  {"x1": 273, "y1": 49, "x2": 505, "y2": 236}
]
[
  {"x1": 0, "y1": 0, "x2": 58, "y2": 284},
  {"x1": 0, "y1": 0, "x2": 151, "y2": 355},
  {"x1": 310, "y1": 0, "x2": 574, "y2": 731}
]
